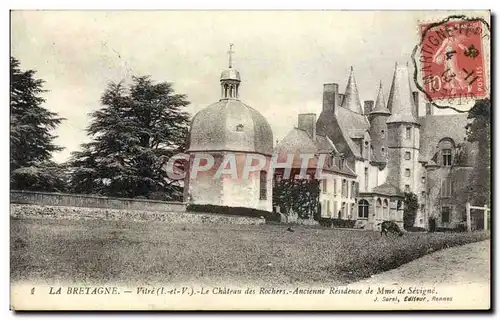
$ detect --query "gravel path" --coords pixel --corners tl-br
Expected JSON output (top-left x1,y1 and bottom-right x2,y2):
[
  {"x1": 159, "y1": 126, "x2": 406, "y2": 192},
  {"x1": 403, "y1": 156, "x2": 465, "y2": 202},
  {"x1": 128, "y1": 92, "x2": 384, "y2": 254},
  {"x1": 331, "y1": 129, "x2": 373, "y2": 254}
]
[{"x1": 356, "y1": 239, "x2": 490, "y2": 286}]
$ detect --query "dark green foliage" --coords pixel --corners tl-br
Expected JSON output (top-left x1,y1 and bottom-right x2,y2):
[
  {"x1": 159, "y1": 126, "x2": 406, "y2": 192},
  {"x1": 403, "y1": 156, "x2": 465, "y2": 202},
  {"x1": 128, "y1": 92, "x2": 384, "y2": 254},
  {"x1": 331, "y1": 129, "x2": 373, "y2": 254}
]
[
  {"x1": 10, "y1": 57, "x2": 65, "y2": 191},
  {"x1": 68, "y1": 76, "x2": 190, "y2": 200},
  {"x1": 272, "y1": 177, "x2": 320, "y2": 219},
  {"x1": 186, "y1": 204, "x2": 271, "y2": 218},
  {"x1": 403, "y1": 192, "x2": 419, "y2": 229},
  {"x1": 465, "y1": 99, "x2": 491, "y2": 207},
  {"x1": 318, "y1": 218, "x2": 356, "y2": 228}
]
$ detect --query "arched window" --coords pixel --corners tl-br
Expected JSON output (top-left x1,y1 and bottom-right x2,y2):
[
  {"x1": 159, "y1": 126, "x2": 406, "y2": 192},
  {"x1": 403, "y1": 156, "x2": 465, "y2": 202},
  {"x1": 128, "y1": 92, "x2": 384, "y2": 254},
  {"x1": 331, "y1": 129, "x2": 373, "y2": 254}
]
[
  {"x1": 376, "y1": 198, "x2": 382, "y2": 218},
  {"x1": 235, "y1": 124, "x2": 244, "y2": 132},
  {"x1": 383, "y1": 199, "x2": 389, "y2": 219},
  {"x1": 224, "y1": 84, "x2": 228, "y2": 97},
  {"x1": 358, "y1": 199, "x2": 369, "y2": 218}
]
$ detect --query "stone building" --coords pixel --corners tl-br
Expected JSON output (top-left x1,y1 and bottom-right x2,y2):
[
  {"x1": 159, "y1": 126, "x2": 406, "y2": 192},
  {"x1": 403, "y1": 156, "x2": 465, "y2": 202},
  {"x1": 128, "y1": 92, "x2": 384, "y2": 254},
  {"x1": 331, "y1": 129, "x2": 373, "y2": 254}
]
[
  {"x1": 184, "y1": 60, "x2": 274, "y2": 212},
  {"x1": 279, "y1": 62, "x2": 476, "y2": 230},
  {"x1": 184, "y1": 52, "x2": 476, "y2": 230}
]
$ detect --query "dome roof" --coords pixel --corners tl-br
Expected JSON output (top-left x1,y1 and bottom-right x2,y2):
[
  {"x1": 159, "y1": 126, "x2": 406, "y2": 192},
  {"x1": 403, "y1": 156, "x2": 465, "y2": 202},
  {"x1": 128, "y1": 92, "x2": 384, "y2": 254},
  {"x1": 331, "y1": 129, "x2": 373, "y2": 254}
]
[
  {"x1": 220, "y1": 68, "x2": 241, "y2": 81},
  {"x1": 187, "y1": 99, "x2": 273, "y2": 155}
]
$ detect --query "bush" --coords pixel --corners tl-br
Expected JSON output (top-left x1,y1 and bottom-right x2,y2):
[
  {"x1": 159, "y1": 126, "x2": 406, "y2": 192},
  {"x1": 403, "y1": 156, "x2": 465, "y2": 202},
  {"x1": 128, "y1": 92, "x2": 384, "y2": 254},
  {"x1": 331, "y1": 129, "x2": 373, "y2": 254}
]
[
  {"x1": 406, "y1": 226, "x2": 427, "y2": 232},
  {"x1": 318, "y1": 218, "x2": 356, "y2": 228},
  {"x1": 186, "y1": 204, "x2": 271, "y2": 218}
]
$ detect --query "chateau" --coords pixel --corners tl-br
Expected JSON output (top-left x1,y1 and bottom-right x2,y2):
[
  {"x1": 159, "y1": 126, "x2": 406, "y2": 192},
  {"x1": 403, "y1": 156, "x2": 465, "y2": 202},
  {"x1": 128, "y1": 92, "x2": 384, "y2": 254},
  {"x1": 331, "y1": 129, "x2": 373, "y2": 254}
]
[{"x1": 185, "y1": 57, "x2": 477, "y2": 231}]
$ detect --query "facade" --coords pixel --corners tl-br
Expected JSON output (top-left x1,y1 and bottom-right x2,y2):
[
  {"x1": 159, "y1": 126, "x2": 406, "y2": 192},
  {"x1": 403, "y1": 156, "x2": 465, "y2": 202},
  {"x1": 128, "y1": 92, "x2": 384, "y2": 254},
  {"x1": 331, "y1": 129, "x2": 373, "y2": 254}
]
[
  {"x1": 185, "y1": 57, "x2": 476, "y2": 230},
  {"x1": 287, "y1": 63, "x2": 475, "y2": 230},
  {"x1": 184, "y1": 62, "x2": 274, "y2": 212}
]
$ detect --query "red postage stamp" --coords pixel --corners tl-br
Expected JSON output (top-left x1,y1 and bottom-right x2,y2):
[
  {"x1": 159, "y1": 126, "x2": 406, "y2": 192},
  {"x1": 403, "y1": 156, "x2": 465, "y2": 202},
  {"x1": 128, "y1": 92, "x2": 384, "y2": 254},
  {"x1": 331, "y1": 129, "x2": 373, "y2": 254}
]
[{"x1": 419, "y1": 19, "x2": 487, "y2": 101}]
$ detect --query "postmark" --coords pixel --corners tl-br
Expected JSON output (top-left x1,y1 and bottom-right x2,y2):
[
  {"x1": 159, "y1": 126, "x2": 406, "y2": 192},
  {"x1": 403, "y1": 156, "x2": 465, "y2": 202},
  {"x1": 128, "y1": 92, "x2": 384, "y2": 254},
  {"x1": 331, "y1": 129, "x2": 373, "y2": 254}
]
[{"x1": 411, "y1": 15, "x2": 490, "y2": 112}]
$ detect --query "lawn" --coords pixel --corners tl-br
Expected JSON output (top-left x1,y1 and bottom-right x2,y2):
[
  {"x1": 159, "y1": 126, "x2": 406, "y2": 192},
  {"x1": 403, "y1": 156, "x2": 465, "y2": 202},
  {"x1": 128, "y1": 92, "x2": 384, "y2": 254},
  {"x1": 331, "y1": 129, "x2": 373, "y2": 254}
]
[{"x1": 10, "y1": 217, "x2": 490, "y2": 286}]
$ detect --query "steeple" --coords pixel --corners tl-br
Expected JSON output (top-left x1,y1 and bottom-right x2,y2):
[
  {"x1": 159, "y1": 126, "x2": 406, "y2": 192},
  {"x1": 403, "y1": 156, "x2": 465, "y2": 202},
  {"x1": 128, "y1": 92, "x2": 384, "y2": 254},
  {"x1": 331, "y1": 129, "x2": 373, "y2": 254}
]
[
  {"x1": 341, "y1": 66, "x2": 363, "y2": 114},
  {"x1": 370, "y1": 81, "x2": 391, "y2": 115},
  {"x1": 386, "y1": 63, "x2": 418, "y2": 124},
  {"x1": 220, "y1": 44, "x2": 241, "y2": 100}
]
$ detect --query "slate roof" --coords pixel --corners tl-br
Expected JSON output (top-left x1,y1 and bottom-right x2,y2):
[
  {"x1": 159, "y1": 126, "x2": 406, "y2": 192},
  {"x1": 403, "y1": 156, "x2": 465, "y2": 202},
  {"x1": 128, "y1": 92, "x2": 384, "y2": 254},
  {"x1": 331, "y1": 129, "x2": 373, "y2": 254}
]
[
  {"x1": 386, "y1": 64, "x2": 418, "y2": 124},
  {"x1": 341, "y1": 67, "x2": 364, "y2": 114},
  {"x1": 371, "y1": 182, "x2": 403, "y2": 197},
  {"x1": 274, "y1": 128, "x2": 356, "y2": 177},
  {"x1": 370, "y1": 81, "x2": 390, "y2": 115}
]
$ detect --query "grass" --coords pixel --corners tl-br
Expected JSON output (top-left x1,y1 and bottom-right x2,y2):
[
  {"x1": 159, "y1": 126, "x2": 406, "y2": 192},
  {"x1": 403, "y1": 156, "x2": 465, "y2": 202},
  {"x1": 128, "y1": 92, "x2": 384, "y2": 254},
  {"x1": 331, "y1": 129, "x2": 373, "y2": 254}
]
[{"x1": 10, "y1": 217, "x2": 490, "y2": 286}]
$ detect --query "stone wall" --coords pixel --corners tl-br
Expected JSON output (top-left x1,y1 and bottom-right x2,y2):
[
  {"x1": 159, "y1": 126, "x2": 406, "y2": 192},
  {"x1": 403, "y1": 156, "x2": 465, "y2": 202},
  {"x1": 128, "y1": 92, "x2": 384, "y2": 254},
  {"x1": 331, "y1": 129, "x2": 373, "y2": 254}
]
[
  {"x1": 10, "y1": 190, "x2": 186, "y2": 212},
  {"x1": 10, "y1": 204, "x2": 265, "y2": 225}
]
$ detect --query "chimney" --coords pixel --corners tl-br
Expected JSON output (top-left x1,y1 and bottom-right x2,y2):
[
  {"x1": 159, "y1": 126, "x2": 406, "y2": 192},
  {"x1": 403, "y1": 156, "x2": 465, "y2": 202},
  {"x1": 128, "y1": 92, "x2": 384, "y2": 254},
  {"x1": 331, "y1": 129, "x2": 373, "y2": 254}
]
[
  {"x1": 363, "y1": 100, "x2": 374, "y2": 115},
  {"x1": 298, "y1": 113, "x2": 317, "y2": 141},
  {"x1": 412, "y1": 91, "x2": 420, "y2": 117},
  {"x1": 322, "y1": 83, "x2": 338, "y2": 113},
  {"x1": 338, "y1": 93, "x2": 345, "y2": 107},
  {"x1": 425, "y1": 102, "x2": 434, "y2": 116}
]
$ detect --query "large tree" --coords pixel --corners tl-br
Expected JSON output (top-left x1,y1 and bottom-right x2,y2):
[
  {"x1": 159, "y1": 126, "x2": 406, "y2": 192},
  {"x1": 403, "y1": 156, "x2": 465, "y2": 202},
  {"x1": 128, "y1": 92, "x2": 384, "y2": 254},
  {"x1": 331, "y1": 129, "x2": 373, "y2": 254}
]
[
  {"x1": 465, "y1": 98, "x2": 491, "y2": 206},
  {"x1": 10, "y1": 57, "x2": 65, "y2": 191},
  {"x1": 69, "y1": 76, "x2": 190, "y2": 200}
]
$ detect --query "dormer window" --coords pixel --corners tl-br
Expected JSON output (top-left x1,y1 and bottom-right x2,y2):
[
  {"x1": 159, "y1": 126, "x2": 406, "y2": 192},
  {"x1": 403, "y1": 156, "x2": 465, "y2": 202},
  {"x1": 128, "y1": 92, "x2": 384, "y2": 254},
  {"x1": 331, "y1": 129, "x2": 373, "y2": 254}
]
[
  {"x1": 235, "y1": 124, "x2": 244, "y2": 132},
  {"x1": 339, "y1": 158, "x2": 345, "y2": 169}
]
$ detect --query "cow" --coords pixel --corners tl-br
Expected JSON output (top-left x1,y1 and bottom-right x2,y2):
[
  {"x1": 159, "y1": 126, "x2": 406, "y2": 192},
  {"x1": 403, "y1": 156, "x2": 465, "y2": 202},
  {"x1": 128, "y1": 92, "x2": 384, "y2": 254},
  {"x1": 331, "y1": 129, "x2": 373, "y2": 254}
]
[{"x1": 378, "y1": 220, "x2": 404, "y2": 237}]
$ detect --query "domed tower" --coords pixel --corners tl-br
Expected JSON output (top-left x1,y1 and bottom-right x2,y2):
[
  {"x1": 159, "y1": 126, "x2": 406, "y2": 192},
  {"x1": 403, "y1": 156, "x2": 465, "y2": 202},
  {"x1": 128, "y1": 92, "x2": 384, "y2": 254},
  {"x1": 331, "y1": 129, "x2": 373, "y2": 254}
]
[
  {"x1": 386, "y1": 63, "x2": 421, "y2": 194},
  {"x1": 369, "y1": 81, "x2": 391, "y2": 164},
  {"x1": 185, "y1": 46, "x2": 274, "y2": 212}
]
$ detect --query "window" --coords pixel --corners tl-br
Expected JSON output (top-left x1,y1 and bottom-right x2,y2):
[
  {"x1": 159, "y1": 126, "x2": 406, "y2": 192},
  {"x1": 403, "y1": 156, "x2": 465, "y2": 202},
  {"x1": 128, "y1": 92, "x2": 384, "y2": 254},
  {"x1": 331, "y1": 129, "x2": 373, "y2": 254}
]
[
  {"x1": 376, "y1": 198, "x2": 382, "y2": 218},
  {"x1": 381, "y1": 129, "x2": 385, "y2": 138},
  {"x1": 420, "y1": 204, "x2": 425, "y2": 212},
  {"x1": 405, "y1": 168, "x2": 411, "y2": 177},
  {"x1": 351, "y1": 181, "x2": 356, "y2": 199},
  {"x1": 339, "y1": 158, "x2": 345, "y2": 169},
  {"x1": 404, "y1": 184, "x2": 410, "y2": 193},
  {"x1": 358, "y1": 199, "x2": 369, "y2": 218},
  {"x1": 421, "y1": 191, "x2": 426, "y2": 198},
  {"x1": 235, "y1": 124, "x2": 244, "y2": 132},
  {"x1": 383, "y1": 199, "x2": 389, "y2": 219},
  {"x1": 333, "y1": 179, "x2": 337, "y2": 194},
  {"x1": 441, "y1": 178, "x2": 453, "y2": 198},
  {"x1": 259, "y1": 171, "x2": 267, "y2": 200},
  {"x1": 327, "y1": 200, "x2": 331, "y2": 215},
  {"x1": 346, "y1": 183, "x2": 350, "y2": 199},
  {"x1": 329, "y1": 156, "x2": 334, "y2": 167},
  {"x1": 341, "y1": 179, "x2": 347, "y2": 197},
  {"x1": 406, "y1": 127, "x2": 412, "y2": 140},
  {"x1": 441, "y1": 206, "x2": 451, "y2": 223},
  {"x1": 334, "y1": 201, "x2": 338, "y2": 218},
  {"x1": 405, "y1": 151, "x2": 411, "y2": 160},
  {"x1": 350, "y1": 203, "x2": 355, "y2": 219},
  {"x1": 364, "y1": 167, "x2": 369, "y2": 190},
  {"x1": 322, "y1": 179, "x2": 327, "y2": 193},
  {"x1": 381, "y1": 147, "x2": 385, "y2": 156},
  {"x1": 421, "y1": 176, "x2": 426, "y2": 183},
  {"x1": 341, "y1": 202, "x2": 346, "y2": 218},
  {"x1": 443, "y1": 149, "x2": 452, "y2": 166}
]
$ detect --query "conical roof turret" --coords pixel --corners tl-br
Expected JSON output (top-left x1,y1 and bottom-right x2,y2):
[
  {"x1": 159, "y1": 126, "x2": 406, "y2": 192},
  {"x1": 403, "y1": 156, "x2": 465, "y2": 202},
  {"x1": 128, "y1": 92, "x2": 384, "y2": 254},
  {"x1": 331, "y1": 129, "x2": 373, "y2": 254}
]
[
  {"x1": 370, "y1": 81, "x2": 391, "y2": 115},
  {"x1": 386, "y1": 63, "x2": 418, "y2": 124},
  {"x1": 341, "y1": 66, "x2": 363, "y2": 114}
]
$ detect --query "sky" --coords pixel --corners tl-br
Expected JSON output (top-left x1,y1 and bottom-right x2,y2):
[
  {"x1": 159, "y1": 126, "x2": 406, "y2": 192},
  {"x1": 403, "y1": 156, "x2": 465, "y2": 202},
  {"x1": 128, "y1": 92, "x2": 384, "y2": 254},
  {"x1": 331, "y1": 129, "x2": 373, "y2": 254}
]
[{"x1": 10, "y1": 10, "x2": 489, "y2": 163}]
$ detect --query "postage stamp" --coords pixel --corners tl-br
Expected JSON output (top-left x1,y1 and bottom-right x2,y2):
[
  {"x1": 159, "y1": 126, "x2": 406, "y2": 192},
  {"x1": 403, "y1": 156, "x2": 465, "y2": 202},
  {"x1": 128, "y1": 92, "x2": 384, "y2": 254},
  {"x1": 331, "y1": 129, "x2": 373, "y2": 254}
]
[{"x1": 416, "y1": 16, "x2": 489, "y2": 104}]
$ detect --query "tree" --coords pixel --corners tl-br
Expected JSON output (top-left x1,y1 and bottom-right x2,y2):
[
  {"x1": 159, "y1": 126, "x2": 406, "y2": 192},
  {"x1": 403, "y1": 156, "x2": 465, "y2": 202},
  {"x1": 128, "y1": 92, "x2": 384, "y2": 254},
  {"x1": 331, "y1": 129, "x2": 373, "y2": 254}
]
[
  {"x1": 10, "y1": 57, "x2": 65, "y2": 191},
  {"x1": 403, "y1": 192, "x2": 419, "y2": 229},
  {"x1": 465, "y1": 99, "x2": 491, "y2": 206},
  {"x1": 68, "y1": 76, "x2": 190, "y2": 200}
]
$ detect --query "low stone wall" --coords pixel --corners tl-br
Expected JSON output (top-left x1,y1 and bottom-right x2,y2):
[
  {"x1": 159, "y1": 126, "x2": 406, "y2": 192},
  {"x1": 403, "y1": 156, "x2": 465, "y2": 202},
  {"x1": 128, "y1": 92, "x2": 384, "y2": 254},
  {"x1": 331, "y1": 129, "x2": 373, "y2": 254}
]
[
  {"x1": 10, "y1": 190, "x2": 186, "y2": 212},
  {"x1": 10, "y1": 204, "x2": 265, "y2": 225}
]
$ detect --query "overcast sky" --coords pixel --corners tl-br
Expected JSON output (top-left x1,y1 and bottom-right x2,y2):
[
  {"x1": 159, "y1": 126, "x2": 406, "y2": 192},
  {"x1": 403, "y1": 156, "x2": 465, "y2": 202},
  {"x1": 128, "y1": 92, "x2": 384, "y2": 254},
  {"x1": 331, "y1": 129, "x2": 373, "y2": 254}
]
[{"x1": 11, "y1": 10, "x2": 487, "y2": 163}]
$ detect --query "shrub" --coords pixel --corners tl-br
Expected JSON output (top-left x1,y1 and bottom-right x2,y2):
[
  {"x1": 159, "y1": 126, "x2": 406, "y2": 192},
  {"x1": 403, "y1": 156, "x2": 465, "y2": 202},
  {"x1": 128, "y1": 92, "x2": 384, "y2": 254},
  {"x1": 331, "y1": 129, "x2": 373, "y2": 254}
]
[
  {"x1": 406, "y1": 226, "x2": 426, "y2": 232},
  {"x1": 186, "y1": 204, "x2": 271, "y2": 218}
]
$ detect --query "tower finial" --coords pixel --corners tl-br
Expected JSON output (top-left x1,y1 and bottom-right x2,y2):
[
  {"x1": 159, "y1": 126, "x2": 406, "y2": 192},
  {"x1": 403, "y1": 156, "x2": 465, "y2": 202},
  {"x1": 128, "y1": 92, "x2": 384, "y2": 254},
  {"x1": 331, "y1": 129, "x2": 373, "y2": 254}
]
[{"x1": 228, "y1": 43, "x2": 234, "y2": 68}]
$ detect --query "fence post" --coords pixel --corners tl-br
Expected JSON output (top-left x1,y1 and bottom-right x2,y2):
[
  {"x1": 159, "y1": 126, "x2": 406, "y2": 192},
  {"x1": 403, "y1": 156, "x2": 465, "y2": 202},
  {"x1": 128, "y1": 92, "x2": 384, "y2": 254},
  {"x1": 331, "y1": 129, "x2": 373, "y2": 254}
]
[
  {"x1": 466, "y1": 202, "x2": 472, "y2": 232},
  {"x1": 484, "y1": 204, "x2": 488, "y2": 231}
]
